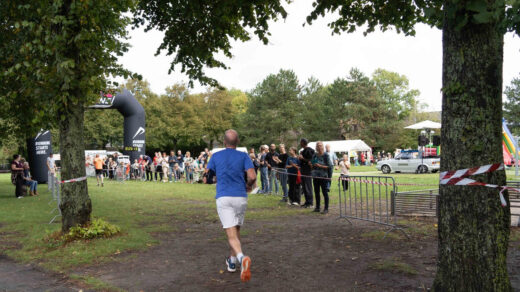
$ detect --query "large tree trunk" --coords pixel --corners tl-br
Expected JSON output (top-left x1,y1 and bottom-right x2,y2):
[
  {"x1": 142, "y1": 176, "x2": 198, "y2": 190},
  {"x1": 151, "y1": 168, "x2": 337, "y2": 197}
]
[
  {"x1": 433, "y1": 1, "x2": 511, "y2": 290},
  {"x1": 59, "y1": 101, "x2": 91, "y2": 232}
]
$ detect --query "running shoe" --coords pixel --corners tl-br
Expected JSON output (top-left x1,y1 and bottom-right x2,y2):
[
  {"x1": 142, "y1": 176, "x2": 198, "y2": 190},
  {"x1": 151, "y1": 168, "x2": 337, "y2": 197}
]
[
  {"x1": 226, "y1": 257, "x2": 236, "y2": 273},
  {"x1": 240, "y1": 256, "x2": 252, "y2": 282}
]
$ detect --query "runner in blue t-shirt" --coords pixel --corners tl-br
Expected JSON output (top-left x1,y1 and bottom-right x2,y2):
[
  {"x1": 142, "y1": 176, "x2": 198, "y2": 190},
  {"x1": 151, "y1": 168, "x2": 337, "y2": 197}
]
[{"x1": 207, "y1": 129, "x2": 256, "y2": 282}]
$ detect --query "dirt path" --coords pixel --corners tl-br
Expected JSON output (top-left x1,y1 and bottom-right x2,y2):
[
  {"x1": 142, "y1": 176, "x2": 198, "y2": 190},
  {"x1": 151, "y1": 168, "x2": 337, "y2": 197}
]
[
  {"x1": 74, "y1": 213, "x2": 436, "y2": 291},
  {"x1": 2, "y1": 211, "x2": 519, "y2": 291},
  {"x1": 0, "y1": 255, "x2": 81, "y2": 292},
  {"x1": 72, "y1": 211, "x2": 520, "y2": 291}
]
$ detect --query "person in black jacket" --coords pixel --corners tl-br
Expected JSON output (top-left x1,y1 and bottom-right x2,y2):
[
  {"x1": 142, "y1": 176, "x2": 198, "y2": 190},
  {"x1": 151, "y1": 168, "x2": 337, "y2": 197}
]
[
  {"x1": 11, "y1": 154, "x2": 25, "y2": 199},
  {"x1": 298, "y1": 138, "x2": 315, "y2": 208}
]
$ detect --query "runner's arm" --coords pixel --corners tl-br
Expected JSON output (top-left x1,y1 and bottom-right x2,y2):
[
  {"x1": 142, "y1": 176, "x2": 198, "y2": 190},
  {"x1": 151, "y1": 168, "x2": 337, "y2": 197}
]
[{"x1": 246, "y1": 168, "x2": 256, "y2": 192}]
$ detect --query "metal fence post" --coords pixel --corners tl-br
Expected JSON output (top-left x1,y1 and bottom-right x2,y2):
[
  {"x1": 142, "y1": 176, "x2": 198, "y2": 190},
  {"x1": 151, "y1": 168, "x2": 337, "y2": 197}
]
[{"x1": 390, "y1": 190, "x2": 395, "y2": 216}]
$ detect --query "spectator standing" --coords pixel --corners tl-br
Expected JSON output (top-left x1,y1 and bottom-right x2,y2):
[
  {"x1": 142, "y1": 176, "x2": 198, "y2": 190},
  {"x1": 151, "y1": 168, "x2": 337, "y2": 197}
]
[
  {"x1": 138, "y1": 155, "x2": 146, "y2": 180},
  {"x1": 11, "y1": 154, "x2": 25, "y2": 198},
  {"x1": 249, "y1": 153, "x2": 259, "y2": 174},
  {"x1": 162, "y1": 152, "x2": 169, "y2": 182},
  {"x1": 258, "y1": 145, "x2": 269, "y2": 194},
  {"x1": 154, "y1": 152, "x2": 163, "y2": 182},
  {"x1": 93, "y1": 154, "x2": 105, "y2": 187},
  {"x1": 274, "y1": 144, "x2": 289, "y2": 202},
  {"x1": 144, "y1": 154, "x2": 153, "y2": 181},
  {"x1": 131, "y1": 159, "x2": 140, "y2": 179},
  {"x1": 298, "y1": 138, "x2": 315, "y2": 208},
  {"x1": 265, "y1": 144, "x2": 279, "y2": 194},
  {"x1": 177, "y1": 150, "x2": 184, "y2": 180},
  {"x1": 311, "y1": 141, "x2": 332, "y2": 214},
  {"x1": 339, "y1": 154, "x2": 350, "y2": 191},
  {"x1": 46, "y1": 153, "x2": 57, "y2": 191},
  {"x1": 109, "y1": 158, "x2": 117, "y2": 179},
  {"x1": 286, "y1": 147, "x2": 301, "y2": 206},
  {"x1": 185, "y1": 151, "x2": 194, "y2": 183},
  {"x1": 168, "y1": 151, "x2": 177, "y2": 182},
  {"x1": 325, "y1": 144, "x2": 338, "y2": 192},
  {"x1": 23, "y1": 162, "x2": 38, "y2": 196}
]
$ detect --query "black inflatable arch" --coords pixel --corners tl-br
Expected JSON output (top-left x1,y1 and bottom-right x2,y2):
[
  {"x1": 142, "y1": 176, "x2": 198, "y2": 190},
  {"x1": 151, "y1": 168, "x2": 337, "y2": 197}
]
[
  {"x1": 27, "y1": 90, "x2": 146, "y2": 183},
  {"x1": 90, "y1": 89, "x2": 146, "y2": 163}
]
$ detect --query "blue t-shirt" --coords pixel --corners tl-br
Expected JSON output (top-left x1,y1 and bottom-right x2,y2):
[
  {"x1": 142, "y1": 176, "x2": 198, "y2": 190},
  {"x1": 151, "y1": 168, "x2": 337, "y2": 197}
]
[
  {"x1": 207, "y1": 148, "x2": 254, "y2": 199},
  {"x1": 286, "y1": 156, "x2": 300, "y2": 174}
]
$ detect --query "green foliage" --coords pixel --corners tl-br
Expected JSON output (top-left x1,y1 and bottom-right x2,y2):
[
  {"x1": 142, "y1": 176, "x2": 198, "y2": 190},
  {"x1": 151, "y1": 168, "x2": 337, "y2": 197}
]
[
  {"x1": 307, "y1": 0, "x2": 520, "y2": 36},
  {"x1": 238, "y1": 69, "x2": 303, "y2": 147},
  {"x1": 64, "y1": 218, "x2": 120, "y2": 241},
  {"x1": 504, "y1": 74, "x2": 520, "y2": 135},
  {"x1": 84, "y1": 110, "x2": 124, "y2": 150},
  {"x1": 132, "y1": 0, "x2": 289, "y2": 87},
  {"x1": 372, "y1": 69, "x2": 420, "y2": 121},
  {"x1": 0, "y1": 0, "x2": 137, "y2": 134},
  {"x1": 116, "y1": 79, "x2": 243, "y2": 152}
]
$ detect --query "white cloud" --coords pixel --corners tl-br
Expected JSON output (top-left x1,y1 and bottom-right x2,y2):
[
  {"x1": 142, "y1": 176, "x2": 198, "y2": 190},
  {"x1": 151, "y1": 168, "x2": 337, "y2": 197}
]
[{"x1": 117, "y1": 0, "x2": 520, "y2": 111}]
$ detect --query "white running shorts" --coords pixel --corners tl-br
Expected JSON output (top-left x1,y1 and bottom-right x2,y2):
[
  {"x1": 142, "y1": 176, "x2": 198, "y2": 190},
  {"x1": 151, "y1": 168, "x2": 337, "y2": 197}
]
[{"x1": 216, "y1": 197, "x2": 248, "y2": 229}]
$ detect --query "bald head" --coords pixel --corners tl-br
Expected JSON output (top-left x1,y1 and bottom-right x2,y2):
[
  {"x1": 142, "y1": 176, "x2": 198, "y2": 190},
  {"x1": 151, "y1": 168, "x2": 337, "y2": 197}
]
[{"x1": 224, "y1": 129, "x2": 239, "y2": 148}]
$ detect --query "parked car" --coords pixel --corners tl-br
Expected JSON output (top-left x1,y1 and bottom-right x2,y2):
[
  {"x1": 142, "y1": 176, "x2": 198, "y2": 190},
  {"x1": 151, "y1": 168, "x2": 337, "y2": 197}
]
[{"x1": 376, "y1": 151, "x2": 440, "y2": 174}]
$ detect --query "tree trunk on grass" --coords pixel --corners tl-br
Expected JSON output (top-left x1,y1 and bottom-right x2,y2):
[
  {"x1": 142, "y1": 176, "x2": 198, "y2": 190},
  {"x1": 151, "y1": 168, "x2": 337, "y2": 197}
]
[
  {"x1": 433, "y1": 1, "x2": 511, "y2": 290},
  {"x1": 59, "y1": 101, "x2": 91, "y2": 232}
]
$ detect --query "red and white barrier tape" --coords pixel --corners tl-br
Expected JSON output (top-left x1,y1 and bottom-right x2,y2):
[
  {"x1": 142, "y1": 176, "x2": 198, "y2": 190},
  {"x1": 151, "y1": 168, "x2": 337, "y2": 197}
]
[
  {"x1": 440, "y1": 163, "x2": 503, "y2": 184},
  {"x1": 58, "y1": 176, "x2": 88, "y2": 184},
  {"x1": 438, "y1": 163, "x2": 518, "y2": 207}
]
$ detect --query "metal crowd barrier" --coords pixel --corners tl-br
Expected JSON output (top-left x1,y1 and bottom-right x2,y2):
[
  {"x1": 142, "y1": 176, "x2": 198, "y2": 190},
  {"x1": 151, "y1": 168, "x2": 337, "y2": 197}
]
[
  {"x1": 507, "y1": 181, "x2": 520, "y2": 227},
  {"x1": 49, "y1": 175, "x2": 61, "y2": 224},
  {"x1": 391, "y1": 182, "x2": 519, "y2": 226},
  {"x1": 86, "y1": 165, "x2": 96, "y2": 177},
  {"x1": 116, "y1": 164, "x2": 126, "y2": 183},
  {"x1": 391, "y1": 189, "x2": 439, "y2": 217},
  {"x1": 338, "y1": 175, "x2": 407, "y2": 238}
]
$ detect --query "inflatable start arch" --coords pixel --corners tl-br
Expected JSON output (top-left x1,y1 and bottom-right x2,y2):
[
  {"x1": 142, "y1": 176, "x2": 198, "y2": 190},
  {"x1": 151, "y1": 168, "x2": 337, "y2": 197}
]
[
  {"x1": 27, "y1": 90, "x2": 146, "y2": 183},
  {"x1": 90, "y1": 89, "x2": 146, "y2": 162}
]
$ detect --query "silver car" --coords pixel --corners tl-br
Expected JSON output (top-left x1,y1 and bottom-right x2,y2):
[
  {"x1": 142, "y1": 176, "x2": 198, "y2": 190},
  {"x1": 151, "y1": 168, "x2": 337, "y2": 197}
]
[{"x1": 376, "y1": 151, "x2": 440, "y2": 174}]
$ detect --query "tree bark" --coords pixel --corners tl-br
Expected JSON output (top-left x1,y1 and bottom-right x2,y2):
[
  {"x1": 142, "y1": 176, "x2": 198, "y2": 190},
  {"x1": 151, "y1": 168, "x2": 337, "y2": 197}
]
[
  {"x1": 59, "y1": 101, "x2": 91, "y2": 232},
  {"x1": 433, "y1": 1, "x2": 511, "y2": 290}
]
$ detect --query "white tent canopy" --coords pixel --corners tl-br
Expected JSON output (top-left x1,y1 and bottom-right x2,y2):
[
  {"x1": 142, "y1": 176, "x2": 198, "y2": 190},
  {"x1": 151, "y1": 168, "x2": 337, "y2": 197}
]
[
  {"x1": 212, "y1": 147, "x2": 248, "y2": 154},
  {"x1": 404, "y1": 120, "x2": 441, "y2": 130},
  {"x1": 308, "y1": 140, "x2": 371, "y2": 154}
]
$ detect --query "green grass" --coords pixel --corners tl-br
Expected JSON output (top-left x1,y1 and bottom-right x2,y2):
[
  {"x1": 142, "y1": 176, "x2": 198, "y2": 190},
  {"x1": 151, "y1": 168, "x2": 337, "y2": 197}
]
[
  {"x1": 0, "y1": 169, "x2": 517, "y2": 274},
  {"x1": 369, "y1": 258, "x2": 418, "y2": 275},
  {"x1": 0, "y1": 174, "x2": 307, "y2": 272},
  {"x1": 69, "y1": 274, "x2": 124, "y2": 292}
]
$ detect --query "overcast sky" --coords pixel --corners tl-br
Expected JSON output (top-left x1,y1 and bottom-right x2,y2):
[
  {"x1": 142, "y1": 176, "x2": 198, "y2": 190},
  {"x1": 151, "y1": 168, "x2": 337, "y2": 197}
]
[{"x1": 118, "y1": 1, "x2": 520, "y2": 111}]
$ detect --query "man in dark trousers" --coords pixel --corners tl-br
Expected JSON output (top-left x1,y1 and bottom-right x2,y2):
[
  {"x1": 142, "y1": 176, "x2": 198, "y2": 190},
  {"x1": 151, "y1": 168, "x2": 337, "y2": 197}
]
[{"x1": 298, "y1": 138, "x2": 315, "y2": 208}]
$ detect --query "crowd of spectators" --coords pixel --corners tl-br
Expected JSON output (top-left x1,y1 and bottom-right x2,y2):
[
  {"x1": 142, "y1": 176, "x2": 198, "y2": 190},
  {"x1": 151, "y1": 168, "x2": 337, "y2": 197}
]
[
  {"x1": 85, "y1": 148, "x2": 215, "y2": 185},
  {"x1": 252, "y1": 139, "x2": 350, "y2": 214}
]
